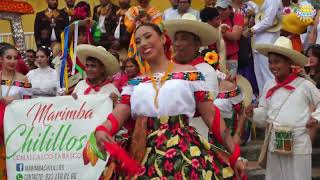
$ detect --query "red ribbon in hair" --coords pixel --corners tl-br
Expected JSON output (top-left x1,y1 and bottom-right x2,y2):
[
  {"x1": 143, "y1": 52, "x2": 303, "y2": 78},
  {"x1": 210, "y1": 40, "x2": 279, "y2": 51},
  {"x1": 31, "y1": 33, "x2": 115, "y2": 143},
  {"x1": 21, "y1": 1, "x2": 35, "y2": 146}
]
[
  {"x1": 164, "y1": 33, "x2": 172, "y2": 59},
  {"x1": 265, "y1": 73, "x2": 298, "y2": 98},
  {"x1": 84, "y1": 79, "x2": 111, "y2": 95}
]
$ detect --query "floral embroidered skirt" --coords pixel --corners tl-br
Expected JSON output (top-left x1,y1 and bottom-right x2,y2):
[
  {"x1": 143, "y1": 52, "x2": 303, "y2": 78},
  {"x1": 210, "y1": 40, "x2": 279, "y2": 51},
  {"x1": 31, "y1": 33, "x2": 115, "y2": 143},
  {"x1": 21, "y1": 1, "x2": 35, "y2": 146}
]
[{"x1": 136, "y1": 115, "x2": 234, "y2": 179}]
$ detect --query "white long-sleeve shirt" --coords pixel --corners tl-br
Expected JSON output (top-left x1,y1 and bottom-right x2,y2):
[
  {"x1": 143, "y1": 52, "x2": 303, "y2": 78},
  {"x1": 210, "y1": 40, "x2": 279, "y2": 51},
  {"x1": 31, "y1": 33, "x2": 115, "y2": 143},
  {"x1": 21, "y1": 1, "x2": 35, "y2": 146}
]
[
  {"x1": 252, "y1": 0, "x2": 283, "y2": 44},
  {"x1": 163, "y1": 8, "x2": 200, "y2": 21},
  {"x1": 252, "y1": 77, "x2": 320, "y2": 154}
]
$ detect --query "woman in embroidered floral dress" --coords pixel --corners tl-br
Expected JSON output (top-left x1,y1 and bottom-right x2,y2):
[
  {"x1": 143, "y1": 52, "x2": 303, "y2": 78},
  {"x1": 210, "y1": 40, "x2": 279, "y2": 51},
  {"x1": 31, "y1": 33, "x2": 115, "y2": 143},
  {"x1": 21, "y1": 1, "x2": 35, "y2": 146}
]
[
  {"x1": 93, "y1": 23, "x2": 247, "y2": 179},
  {"x1": 124, "y1": 0, "x2": 163, "y2": 72},
  {"x1": 0, "y1": 44, "x2": 32, "y2": 180}
]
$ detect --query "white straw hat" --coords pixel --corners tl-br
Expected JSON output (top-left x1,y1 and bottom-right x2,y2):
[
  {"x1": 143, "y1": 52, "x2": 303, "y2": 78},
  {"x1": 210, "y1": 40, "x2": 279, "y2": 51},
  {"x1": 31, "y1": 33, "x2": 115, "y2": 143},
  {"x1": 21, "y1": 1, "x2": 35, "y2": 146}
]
[
  {"x1": 164, "y1": 13, "x2": 219, "y2": 46},
  {"x1": 255, "y1": 36, "x2": 307, "y2": 67},
  {"x1": 77, "y1": 44, "x2": 120, "y2": 76}
]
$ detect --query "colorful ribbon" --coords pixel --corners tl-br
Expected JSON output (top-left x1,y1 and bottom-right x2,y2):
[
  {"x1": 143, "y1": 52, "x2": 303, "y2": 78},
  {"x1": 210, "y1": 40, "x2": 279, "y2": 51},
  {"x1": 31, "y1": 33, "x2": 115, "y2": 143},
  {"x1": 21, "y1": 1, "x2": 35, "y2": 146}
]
[
  {"x1": 72, "y1": 21, "x2": 79, "y2": 75},
  {"x1": 60, "y1": 26, "x2": 70, "y2": 88}
]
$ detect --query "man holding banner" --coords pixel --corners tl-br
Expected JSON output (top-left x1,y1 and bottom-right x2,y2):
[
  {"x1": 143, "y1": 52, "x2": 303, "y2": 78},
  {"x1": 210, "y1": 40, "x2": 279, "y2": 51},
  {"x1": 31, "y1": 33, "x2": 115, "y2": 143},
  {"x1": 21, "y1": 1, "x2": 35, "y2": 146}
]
[{"x1": 72, "y1": 44, "x2": 120, "y2": 103}]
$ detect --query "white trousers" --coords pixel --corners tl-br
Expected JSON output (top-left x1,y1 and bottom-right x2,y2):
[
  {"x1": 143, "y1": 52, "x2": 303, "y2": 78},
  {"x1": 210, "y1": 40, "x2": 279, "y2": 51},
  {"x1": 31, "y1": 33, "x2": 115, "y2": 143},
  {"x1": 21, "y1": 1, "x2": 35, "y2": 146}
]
[
  {"x1": 266, "y1": 152, "x2": 311, "y2": 180},
  {"x1": 253, "y1": 52, "x2": 274, "y2": 94}
]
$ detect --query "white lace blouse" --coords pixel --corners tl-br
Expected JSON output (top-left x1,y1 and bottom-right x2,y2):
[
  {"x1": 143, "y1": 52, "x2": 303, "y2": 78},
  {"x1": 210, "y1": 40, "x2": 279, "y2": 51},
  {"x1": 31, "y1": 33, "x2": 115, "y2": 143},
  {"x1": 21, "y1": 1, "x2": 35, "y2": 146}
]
[{"x1": 26, "y1": 66, "x2": 60, "y2": 97}]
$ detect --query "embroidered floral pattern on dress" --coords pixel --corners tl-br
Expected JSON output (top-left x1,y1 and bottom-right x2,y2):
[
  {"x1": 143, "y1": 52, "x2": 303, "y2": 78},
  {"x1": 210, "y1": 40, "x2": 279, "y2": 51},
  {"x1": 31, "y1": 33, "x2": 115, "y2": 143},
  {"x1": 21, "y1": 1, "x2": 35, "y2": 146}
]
[
  {"x1": 194, "y1": 91, "x2": 213, "y2": 102},
  {"x1": 217, "y1": 87, "x2": 241, "y2": 99},
  {"x1": 127, "y1": 71, "x2": 205, "y2": 86},
  {"x1": 0, "y1": 80, "x2": 32, "y2": 88}
]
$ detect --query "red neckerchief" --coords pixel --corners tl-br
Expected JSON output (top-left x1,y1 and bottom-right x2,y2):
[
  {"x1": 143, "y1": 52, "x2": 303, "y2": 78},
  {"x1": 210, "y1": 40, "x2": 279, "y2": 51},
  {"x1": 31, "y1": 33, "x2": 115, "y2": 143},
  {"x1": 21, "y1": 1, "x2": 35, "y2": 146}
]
[
  {"x1": 189, "y1": 56, "x2": 205, "y2": 66},
  {"x1": 265, "y1": 73, "x2": 298, "y2": 98},
  {"x1": 84, "y1": 79, "x2": 111, "y2": 95},
  {"x1": 173, "y1": 56, "x2": 204, "y2": 67}
]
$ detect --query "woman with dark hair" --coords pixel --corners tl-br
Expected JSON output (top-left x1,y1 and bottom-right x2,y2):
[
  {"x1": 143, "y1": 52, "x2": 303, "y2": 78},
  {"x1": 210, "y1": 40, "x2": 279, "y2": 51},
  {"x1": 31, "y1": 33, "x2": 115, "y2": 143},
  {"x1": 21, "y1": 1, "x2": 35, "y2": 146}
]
[
  {"x1": 87, "y1": 23, "x2": 247, "y2": 179},
  {"x1": 72, "y1": 1, "x2": 91, "y2": 21},
  {"x1": 305, "y1": 44, "x2": 320, "y2": 143},
  {"x1": 305, "y1": 44, "x2": 320, "y2": 89},
  {"x1": 26, "y1": 46, "x2": 60, "y2": 97},
  {"x1": 0, "y1": 43, "x2": 29, "y2": 75},
  {"x1": 0, "y1": 44, "x2": 32, "y2": 179},
  {"x1": 124, "y1": 58, "x2": 140, "y2": 79},
  {"x1": 124, "y1": 0, "x2": 163, "y2": 72},
  {"x1": 112, "y1": 57, "x2": 140, "y2": 92}
]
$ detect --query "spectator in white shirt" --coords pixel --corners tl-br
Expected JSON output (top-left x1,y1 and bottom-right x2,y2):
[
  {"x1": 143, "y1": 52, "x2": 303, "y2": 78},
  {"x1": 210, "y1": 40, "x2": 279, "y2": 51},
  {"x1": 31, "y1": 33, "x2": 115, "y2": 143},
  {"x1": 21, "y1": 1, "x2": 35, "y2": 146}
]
[
  {"x1": 164, "y1": 0, "x2": 200, "y2": 21},
  {"x1": 170, "y1": 0, "x2": 178, "y2": 9},
  {"x1": 163, "y1": 0, "x2": 178, "y2": 22}
]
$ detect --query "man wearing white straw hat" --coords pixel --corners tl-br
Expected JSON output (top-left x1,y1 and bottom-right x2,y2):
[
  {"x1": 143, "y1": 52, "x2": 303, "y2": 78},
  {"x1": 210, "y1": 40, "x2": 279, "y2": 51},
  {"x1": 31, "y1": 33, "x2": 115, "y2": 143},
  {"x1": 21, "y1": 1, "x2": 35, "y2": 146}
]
[
  {"x1": 245, "y1": 36, "x2": 320, "y2": 180},
  {"x1": 72, "y1": 44, "x2": 120, "y2": 103},
  {"x1": 165, "y1": 13, "x2": 220, "y2": 139},
  {"x1": 246, "y1": 0, "x2": 282, "y2": 95},
  {"x1": 165, "y1": 13, "x2": 220, "y2": 100}
]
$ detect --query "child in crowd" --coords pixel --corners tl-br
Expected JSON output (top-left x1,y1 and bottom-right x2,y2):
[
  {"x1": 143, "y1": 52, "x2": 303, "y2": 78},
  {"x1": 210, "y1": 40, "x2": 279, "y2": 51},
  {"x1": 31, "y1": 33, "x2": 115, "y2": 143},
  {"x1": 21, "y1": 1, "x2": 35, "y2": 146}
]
[{"x1": 245, "y1": 36, "x2": 320, "y2": 180}]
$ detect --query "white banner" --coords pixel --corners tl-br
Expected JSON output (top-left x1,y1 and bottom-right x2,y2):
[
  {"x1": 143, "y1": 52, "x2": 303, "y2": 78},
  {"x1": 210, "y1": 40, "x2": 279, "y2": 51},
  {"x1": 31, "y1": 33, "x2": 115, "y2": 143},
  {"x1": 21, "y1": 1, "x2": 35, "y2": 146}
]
[{"x1": 4, "y1": 94, "x2": 112, "y2": 180}]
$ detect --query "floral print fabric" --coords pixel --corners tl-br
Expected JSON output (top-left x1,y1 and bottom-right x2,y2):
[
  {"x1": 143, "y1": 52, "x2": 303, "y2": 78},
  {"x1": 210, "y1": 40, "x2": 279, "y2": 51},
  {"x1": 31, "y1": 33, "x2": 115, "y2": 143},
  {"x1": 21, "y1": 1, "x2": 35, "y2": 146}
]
[{"x1": 137, "y1": 115, "x2": 233, "y2": 180}]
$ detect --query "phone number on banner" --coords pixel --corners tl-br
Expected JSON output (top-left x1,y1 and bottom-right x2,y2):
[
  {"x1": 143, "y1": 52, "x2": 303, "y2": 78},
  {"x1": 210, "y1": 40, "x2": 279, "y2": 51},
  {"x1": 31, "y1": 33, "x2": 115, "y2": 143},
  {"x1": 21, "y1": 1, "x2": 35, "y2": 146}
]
[{"x1": 16, "y1": 172, "x2": 78, "y2": 180}]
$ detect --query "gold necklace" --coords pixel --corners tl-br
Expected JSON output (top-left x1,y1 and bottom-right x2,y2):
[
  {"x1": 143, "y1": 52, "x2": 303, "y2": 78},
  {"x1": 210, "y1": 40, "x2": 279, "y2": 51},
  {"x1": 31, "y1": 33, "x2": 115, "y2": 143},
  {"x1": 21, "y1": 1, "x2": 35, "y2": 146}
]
[{"x1": 148, "y1": 61, "x2": 174, "y2": 109}]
